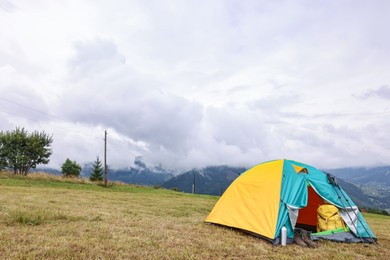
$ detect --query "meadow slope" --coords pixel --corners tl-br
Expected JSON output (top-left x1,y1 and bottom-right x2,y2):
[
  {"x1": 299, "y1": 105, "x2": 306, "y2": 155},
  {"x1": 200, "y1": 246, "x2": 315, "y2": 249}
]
[{"x1": 0, "y1": 173, "x2": 389, "y2": 259}]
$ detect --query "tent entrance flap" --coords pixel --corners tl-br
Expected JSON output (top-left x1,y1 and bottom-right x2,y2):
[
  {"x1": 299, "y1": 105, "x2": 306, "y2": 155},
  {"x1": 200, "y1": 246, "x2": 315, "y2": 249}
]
[
  {"x1": 339, "y1": 207, "x2": 359, "y2": 234},
  {"x1": 296, "y1": 185, "x2": 324, "y2": 230},
  {"x1": 287, "y1": 205, "x2": 299, "y2": 229}
]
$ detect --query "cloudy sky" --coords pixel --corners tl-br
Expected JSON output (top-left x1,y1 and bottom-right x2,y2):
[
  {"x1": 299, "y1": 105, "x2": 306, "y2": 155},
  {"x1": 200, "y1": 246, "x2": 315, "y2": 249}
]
[{"x1": 1, "y1": 0, "x2": 389, "y2": 171}]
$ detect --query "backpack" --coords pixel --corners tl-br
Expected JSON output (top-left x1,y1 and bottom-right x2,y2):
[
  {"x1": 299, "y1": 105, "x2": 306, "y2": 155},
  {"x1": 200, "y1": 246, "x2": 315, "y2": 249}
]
[{"x1": 317, "y1": 204, "x2": 346, "y2": 232}]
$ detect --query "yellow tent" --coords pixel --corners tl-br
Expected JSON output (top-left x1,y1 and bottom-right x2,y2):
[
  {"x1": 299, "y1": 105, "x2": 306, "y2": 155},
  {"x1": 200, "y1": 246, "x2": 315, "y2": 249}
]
[
  {"x1": 205, "y1": 160, "x2": 283, "y2": 239},
  {"x1": 205, "y1": 159, "x2": 376, "y2": 244}
]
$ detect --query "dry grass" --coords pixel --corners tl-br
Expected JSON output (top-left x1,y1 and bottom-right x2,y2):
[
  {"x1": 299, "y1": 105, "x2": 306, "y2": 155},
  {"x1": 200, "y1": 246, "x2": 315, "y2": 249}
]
[{"x1": 0, "y1": 174, "x2": 389, "y2": 259}]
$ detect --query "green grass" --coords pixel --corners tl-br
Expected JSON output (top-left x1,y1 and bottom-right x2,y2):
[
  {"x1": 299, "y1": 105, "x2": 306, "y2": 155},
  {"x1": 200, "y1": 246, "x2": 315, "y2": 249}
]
[
  {"x1": 363, "y1": 212, "x2": 390, "y2": 220},
  {"x1": 0, "y1": 172, "x2": 194, "y2": 195},
  {"x1": 0, "y1": 172, "x2": 389, "y2": 259},
  {"x1": 9, "y1": 210, "x2": 45, "y2": 225}
]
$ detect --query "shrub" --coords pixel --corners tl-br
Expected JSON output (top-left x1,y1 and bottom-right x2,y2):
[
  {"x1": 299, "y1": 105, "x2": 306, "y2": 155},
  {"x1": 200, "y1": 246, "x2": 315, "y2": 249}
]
[
  {"x1": 61, "y1": 159, "x2": 82, "y2": 177},
  {"x1": 366, "y1": 208, "x2": 390, "y2": 216}
]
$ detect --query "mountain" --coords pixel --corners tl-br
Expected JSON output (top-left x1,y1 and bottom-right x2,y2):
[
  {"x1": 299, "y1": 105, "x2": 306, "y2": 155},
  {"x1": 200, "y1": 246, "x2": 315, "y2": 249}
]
[
  {"x1": 336, "y1": 179, "x2": 390, "y2": 212},
  {"x1": 108, "y1": 165, "x2": 174, "y2": 186},
  {"x1": 35, "y1": 161, "x2": 389, "y2": 212},
  {"x1": 85, "y1": 158, "x2": 174, "y2": 186},
  {"x1": 162, "y1": 166, "x2": 246, "y2": 195},
  {"x1": 326, "y1": 166, "x2": 390, "y2": 212},
  {"x1": 162, "y1": 165, "x2": 390, "y2": 213},
  {"x1": 325, "y1": 166, "x2": 390, "y2": 188},
  {"x1": 35, "y1": 158, "x2": 174, "y2": 186}
]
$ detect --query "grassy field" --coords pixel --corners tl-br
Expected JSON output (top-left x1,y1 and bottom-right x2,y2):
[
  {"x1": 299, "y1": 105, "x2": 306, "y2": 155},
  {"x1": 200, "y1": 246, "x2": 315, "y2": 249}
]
[{"x1": 0, "y1": 172, "x2": 389, "y2": 259}]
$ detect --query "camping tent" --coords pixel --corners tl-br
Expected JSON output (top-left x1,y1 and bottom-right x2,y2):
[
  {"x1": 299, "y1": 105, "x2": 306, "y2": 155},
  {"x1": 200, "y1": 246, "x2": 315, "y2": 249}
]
[{"x1": 205, "y1": 159, "x2": 376, "y2": 244}]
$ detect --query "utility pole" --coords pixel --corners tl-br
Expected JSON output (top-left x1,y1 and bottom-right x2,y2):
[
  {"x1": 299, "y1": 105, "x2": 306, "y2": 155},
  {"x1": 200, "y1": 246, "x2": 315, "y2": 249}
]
[{"x1": 104, "y1": 130, "x2": 108, "y2": 188}]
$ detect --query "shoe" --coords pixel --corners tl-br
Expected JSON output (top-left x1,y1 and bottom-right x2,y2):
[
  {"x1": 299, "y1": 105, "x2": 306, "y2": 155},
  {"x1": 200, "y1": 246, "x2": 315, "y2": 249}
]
[
  {"x1": 293, "y1": 230, "x2": 308, "y2": 247},
  {"x1": 301, "y1": 230, "x2": 319, "y2": 248}
]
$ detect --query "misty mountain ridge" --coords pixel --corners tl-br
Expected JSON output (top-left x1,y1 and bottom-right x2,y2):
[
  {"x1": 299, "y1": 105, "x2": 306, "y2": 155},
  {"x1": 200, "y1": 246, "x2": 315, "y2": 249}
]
[
  {"x1": 325, "y1": 166, "x2": 390, "y2": 188},
  {"x1": 35, "y1": 157, "x2": 175, "y2": 186},
  {"x1": 36, "y1": 161, "x2": 390, "y2": 190},
  {"x1": 162, "y1": 166, "x2": 246, "y2": 195},
  {"x1": 80, "y1": 157, "x2": 175, "y2": 186},
  {"x1": 162, "y1": 165, "x2": 390, "y2": 213},
  {"x1": 35, "y1": 160, "x2": 390, "y2": 212}
]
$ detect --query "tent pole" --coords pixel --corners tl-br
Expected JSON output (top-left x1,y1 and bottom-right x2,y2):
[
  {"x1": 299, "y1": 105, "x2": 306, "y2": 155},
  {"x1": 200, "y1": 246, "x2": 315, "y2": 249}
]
[
  {"x1": 326, "y1": 173, "x2": 365, "y2": 244},
  {"x1": 326, "y1": 173, "x2": 378, "y2": 246},
  {"x1": 334, "y1": 182, "x2": 379, "y2": 246}
]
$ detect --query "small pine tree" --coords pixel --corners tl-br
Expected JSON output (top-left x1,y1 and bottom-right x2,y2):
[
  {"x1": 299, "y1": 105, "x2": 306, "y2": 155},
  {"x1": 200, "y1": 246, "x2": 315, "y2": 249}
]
[{"x1": 90, "y1": 156, "x2": 103, "y2": 181}]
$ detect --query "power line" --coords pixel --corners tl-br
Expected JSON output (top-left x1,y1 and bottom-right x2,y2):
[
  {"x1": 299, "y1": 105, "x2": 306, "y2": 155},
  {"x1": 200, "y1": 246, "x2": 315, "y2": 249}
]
[
  {"x1": 0, "y1": 107, "x2": 138, "y2": 159},
  {"x1": 0, "y1": 97, "x2": 141, "y2": 164},
  {"x1": 0, "y1": 109, "x2": 99, "y2": 138},
  {"x1": 0, "y1": 97, "x2": 68, "y2": 122},
  {"x1": 0, "y1": 108, "x2": 44, "y2": 124},
  {"x1": 0, "y1": 106, "x2": 137, "y2": 152},
  {"x1": 0, "y1": 97, "x2": 100, "y2": 134}
]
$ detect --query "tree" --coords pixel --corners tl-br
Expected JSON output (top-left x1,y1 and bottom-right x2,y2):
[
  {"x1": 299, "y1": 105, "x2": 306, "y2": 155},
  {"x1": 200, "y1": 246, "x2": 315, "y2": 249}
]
[
  {"x1": 0, "y1": 127, "x2": 53, "y2": 175},
  {"x1": 90, "y1": 156, "x2": 103, "y2": 181},
  {"x1": 61, "y1": 159, "x2": 82, "y2": 177}
]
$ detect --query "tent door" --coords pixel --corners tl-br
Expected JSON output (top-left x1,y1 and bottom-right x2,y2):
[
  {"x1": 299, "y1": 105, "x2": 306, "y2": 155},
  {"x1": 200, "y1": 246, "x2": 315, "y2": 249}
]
[
  {"x1": 295, "y1": 185, "x2": 324, "y2": 231},
  {"x1": 287, "y1": 205, "x2": 299, "y2": 230},
  {"x1": 339, "y1": 207, "x2": 359, "y2": 234}
]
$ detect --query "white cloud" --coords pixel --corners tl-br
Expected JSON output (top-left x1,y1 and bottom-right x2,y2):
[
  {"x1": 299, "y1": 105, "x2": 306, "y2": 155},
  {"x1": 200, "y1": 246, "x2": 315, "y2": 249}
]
[
  {"x1": 359, "y1": 85, "x2": 390, "y2": 100},
  {"x1": 0, "y1": 0, "x2": 390, "y2": 171}
]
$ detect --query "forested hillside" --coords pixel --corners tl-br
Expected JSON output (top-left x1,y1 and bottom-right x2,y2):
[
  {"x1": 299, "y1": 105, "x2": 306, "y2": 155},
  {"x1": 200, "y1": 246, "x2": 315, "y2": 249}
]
[{"x1": 162, "y1": 166, "x2": 245, "y2": 195}]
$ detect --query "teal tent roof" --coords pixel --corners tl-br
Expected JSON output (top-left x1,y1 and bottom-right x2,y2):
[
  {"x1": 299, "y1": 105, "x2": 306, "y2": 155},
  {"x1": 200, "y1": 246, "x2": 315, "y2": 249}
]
[{"x1": 275, "y1": 160, "x2": 376, "y2": 243}]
